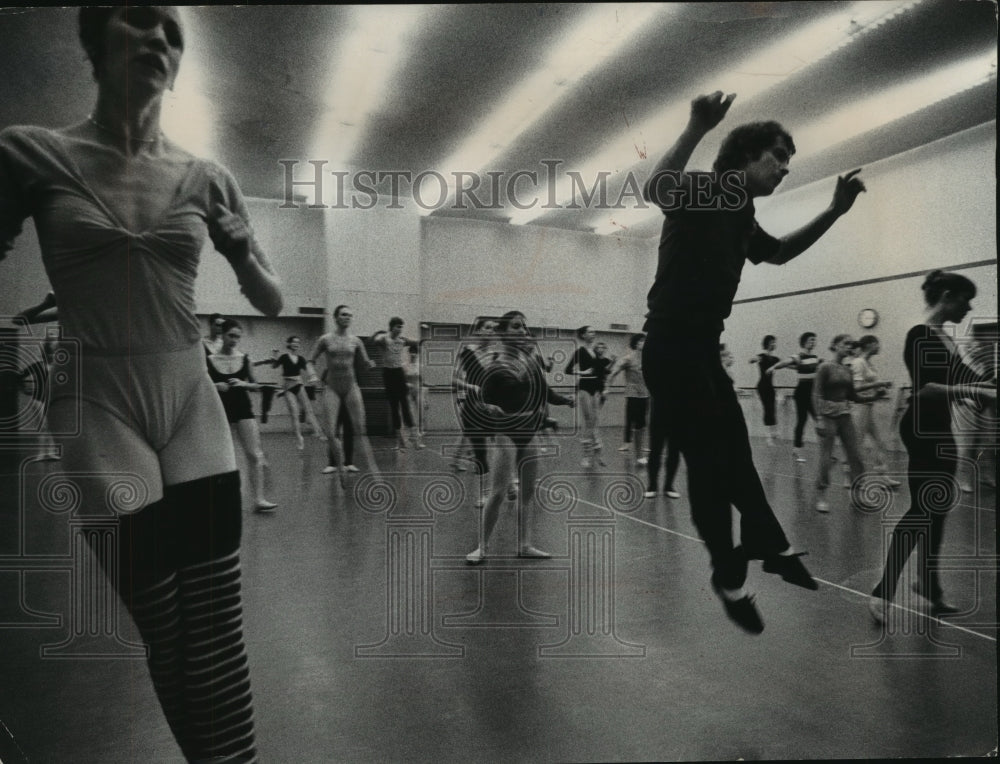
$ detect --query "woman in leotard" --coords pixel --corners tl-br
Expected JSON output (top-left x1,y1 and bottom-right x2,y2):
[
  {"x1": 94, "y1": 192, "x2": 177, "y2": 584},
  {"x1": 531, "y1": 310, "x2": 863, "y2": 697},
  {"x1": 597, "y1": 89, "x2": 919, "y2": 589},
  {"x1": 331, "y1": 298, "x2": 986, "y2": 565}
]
[
  {"x1": 466, "y1": 310, "x2": 575, "y2": 564},
  {"x1": 869, "y1": 271, "x2": 996, "y2": 622},
  {"x1": 0, "y1": 9, "x2": 278, "y2": 758},
  {"x1": 208, "y1": 320, "x2": 277, "y2": 511},
  {"x1": 750, "y1": 334, "x2": 780, "y2": 445},
  {"x1": 257, "y1": 335, "x2": 325, "y2": 450},
  {"x1": 772, "y1": 332, "x2": 821, "y2": 462},
  {"x1": 848, "y1": 335, "x2": 893, "y2": 471},
  {"x1": 311, "y1": 304, "x2": 376, "y2": 474},
  {"x1": 812, "y1": 334, "x2": 869, "y2": 512},
  {"x1": 565, "y1": 325, "x2": 603, "y2": 467}
]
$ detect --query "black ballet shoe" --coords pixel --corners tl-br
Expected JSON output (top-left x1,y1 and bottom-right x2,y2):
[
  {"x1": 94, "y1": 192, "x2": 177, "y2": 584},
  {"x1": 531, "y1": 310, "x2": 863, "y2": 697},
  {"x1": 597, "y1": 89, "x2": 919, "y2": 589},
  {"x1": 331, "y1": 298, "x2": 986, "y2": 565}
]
[
  {"x1": 762, "y1": 551, "x2": 819, "y2": 590},
  {"x1": 710, "y1": 575, "x2": 764, "y2": 634}
]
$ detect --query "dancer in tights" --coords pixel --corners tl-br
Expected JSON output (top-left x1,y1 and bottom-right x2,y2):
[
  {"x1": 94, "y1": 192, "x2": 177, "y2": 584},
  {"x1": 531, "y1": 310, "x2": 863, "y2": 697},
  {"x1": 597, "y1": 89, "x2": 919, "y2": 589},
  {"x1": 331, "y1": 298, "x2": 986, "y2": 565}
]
[
  {"x1": 869, "y1": 271, "x2": 995, "y2": 623},
  {"x1": 750, "y1": 334, "x2": 781, "y2": 445},
  {"x1": 207, "y1": 320, "x2": 278, "y2": 511},
  {"x1": 256, "y1": 336, "x2": 325, "y2": 450},
  {"x1": 607, "y1": 334, "x2": 649, "y2": 467},
  {"x1": 465, "y1": 311, "x2": 574, "y2": 564},
  {"x1": 565, "y1": 326, "x2": 604, "y2": 468},
  {"x1": 0, "y1": 8, "x2": 280, "y2": 757},
  {"x1": 641, "y1": 90, "x2": 866, "y2": 632},
  {"x1": 321, "y1": 399, "x2": 356, "y2": 474},
  {"x1": 848, "y1": 335, "x2": 894, "y2": 471},
  {"x1": 644, "y1": 395, "x2": 683, "y2": 500},
  {"x1": 772, "y1": 332, "x2": 821, "y2": 462},
  {"x1": 311, "y1": 305, "x2": 377, "y2": 475},
  {"x1": 811, "y1": 334, "x2": 871, "y2": 513}
]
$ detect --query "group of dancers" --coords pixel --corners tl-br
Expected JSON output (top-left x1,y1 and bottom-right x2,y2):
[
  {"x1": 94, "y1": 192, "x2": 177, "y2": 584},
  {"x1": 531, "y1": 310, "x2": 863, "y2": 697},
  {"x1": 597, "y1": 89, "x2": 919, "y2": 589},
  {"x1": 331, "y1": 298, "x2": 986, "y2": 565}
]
[
  {"x1": 0, "y1": 7, "x2": 993, "y2": 757},
  {"x1": 200, "y1": 308, "x2": 429, "y2": 504},
  {"x1": 750, "y1": 329, "x2": 902, "y2": 511}
]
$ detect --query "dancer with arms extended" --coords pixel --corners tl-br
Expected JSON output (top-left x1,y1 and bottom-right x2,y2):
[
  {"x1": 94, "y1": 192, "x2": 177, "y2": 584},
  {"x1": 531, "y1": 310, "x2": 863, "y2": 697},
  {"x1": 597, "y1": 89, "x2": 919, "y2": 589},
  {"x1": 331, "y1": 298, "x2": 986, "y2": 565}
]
[
  {"x1": 749, "y1": 334, "x2": 781, "y2": 445},
  {"x1": 256, "y1": 335, "x2": 325, "y2": 450},
  {"x1": 0, "y1": 7, "x2": 280, "y2": 758},
  {"x1": 869, "y1": 271, "x2": 995, "y2": 622},
  {"x1": 641, "y1": 90, "x2": 866, "y2": 632}
]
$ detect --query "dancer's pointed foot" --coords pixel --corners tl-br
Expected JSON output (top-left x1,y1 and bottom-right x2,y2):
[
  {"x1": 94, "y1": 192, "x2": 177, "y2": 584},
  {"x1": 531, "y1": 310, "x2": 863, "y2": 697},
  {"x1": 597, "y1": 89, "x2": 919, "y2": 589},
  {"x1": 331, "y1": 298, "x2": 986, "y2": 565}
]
[
  {"x1": 711, "y1": 575, "x2": 764, "y2": 634},
  {"x1": 762, "y1": 551, "x2": 818, "y2": 590}
]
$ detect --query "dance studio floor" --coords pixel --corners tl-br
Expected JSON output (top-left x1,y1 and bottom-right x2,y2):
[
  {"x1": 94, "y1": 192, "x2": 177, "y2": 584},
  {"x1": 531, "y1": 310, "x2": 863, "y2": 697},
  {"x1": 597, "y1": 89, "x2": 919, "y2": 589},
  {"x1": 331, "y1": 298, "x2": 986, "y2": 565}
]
[{"x1": 0, "y1": 429, "x2": 996, "y2": 762}]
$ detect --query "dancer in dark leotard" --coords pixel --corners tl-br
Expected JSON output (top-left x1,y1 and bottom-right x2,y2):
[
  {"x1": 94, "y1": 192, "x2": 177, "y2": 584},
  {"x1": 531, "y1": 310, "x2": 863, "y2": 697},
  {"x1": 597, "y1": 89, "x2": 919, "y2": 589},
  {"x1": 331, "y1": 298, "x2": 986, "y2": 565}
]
[
  {"x1": 565, "y1": 326, "x2": 603, "y2": 467},
  {"x1": 207, "y1": 320, "x2": 277, "y2": 511},
  {"x1": 773, "y1": 332, "x2": 820, "y2": 462},
  {"x1": 869, "y1": 271, "x2": 995, "y2": 623},
  {"x1": 750, "y1": 334, "x2": 780, "y2": 445},
  {"x1": 465, "y1": 311, "x2": 575, "y2": 564},
  {"x1": 257, "y1": 335, "x2": 325, "y2": 450}
]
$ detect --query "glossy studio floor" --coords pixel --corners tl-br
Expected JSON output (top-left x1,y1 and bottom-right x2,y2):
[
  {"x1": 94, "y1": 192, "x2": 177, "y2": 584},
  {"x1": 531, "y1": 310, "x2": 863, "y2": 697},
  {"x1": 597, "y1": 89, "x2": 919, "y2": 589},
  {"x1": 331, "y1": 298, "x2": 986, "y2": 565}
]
[{"x1": 0, "y1": 403, "x2": 996, "y2": 762}]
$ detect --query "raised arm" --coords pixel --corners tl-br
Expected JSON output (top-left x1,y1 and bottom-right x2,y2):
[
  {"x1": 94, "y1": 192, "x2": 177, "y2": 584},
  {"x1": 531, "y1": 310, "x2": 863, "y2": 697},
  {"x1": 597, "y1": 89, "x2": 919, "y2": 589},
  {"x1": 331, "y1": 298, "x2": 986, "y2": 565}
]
[
  {"x1": 767, "y1": 170, "x2": 866, "y2": 265},
  {"x1": 643, "y1": 91, "x2": 736, "y2": 203}
]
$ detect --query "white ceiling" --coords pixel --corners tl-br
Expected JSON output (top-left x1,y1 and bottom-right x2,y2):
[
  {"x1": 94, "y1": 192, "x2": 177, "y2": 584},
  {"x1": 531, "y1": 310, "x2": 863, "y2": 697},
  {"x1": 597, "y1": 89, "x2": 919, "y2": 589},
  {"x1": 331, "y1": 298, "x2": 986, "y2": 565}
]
[{"x1": 0, "y1": 3, "x2": 995, "y2": 238}]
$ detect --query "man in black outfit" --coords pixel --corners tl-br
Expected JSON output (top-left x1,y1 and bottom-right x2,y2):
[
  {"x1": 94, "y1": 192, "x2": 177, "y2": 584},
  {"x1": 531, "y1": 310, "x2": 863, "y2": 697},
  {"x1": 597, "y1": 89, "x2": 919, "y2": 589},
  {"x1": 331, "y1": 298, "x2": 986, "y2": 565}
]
[{"x1": 641, "y1": 91, "x2": 866, "y2": 633}]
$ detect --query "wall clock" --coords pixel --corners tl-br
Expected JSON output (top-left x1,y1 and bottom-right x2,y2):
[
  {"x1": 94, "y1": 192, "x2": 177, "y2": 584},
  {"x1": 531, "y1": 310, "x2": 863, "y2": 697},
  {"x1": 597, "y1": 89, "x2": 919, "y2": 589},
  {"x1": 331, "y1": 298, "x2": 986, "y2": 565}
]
[{"x1": 858, "y1": 308, "x2": 879, "y2": 329}]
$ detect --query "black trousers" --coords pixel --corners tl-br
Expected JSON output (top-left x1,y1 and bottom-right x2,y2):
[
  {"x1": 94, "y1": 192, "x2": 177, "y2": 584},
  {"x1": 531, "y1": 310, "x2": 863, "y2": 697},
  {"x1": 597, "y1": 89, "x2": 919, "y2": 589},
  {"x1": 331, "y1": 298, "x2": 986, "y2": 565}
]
[
  {"x1": 383, "y1": 367, "x2": 415, "y2": 430},
  {"x1": 757, "y1": 382, "x2": 776, "y2": 427},
  {"x1": 793, "y1": 379, "x2": 815, "y2": 448},
  {"x1": 873, "y1": 410, "x2": 956, "y2": 603},
  {"x1": 643, "y1": 329, "x2": 790, "y2": 588},
  {"x1": 646, "y1": 397, "x2": 681, "y2": 491}
]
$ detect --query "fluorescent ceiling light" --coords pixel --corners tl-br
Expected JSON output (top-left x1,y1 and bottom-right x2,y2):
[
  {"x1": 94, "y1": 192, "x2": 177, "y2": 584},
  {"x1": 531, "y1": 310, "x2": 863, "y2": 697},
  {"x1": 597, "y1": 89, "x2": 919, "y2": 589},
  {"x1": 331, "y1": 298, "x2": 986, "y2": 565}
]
[
  {"x1": 306, "y1": 5, "x2": 435, "y2": 203},
  {"x1": 511, "y1": 0, "x2": 924, "y2": 226},
  {"x1": 590, "y1": 50, "x2": 997, "y2": 236},
  {"x1": 791, "y1": 51, "x2": 997, "y2": 153},
  {"x1": 420, "y1": 2, "x2": 672, "y2": 216},
  {"x1": 160, "y1": 8, "x2": 214, "y2": 157}
]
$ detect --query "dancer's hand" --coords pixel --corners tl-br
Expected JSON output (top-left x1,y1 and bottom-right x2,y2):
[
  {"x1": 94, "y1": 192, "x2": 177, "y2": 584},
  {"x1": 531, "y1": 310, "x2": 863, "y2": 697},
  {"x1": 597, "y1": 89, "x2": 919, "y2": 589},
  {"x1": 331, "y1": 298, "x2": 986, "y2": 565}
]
[
  {"x1": 209, "y1": 203, "x2": 253, "y2": 265},
  {"x1": 831, "y1": 169, "x2": 866, "y2": 215},
  {"x1": 215, "y1": 382, "x2": 230, "y2": 392},
  {"x1": 689, "y1": 91, "x2": 736, "y2": 133}
]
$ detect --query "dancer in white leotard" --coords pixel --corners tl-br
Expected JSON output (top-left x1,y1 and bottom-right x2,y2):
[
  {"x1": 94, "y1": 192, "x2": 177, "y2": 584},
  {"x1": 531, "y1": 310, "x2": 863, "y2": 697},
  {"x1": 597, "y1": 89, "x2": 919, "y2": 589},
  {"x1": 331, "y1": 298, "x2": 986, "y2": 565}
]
[
  {"x1": 311, "y1": 304, "x2": 377, "y2": 474},
  {"x1": 0, "y1": 8, "x2": 278, "y2": 758}
]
